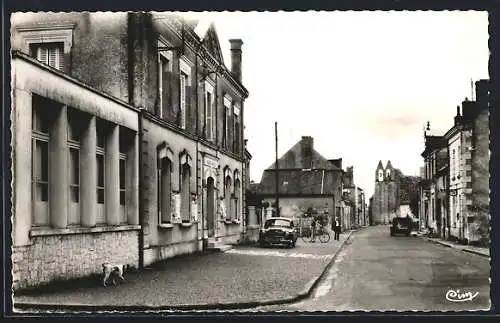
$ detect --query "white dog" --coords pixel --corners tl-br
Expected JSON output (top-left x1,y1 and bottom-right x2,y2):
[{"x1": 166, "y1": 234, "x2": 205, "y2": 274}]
[{"x1": 102, "y1": 262, "x2": 126, "y2": 287}]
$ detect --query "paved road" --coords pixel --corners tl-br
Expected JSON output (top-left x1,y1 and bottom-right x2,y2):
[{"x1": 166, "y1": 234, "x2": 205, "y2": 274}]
[
  {"x1": 251, "y1": 225, "x2": 490, "y2": 312},
  {"x1": 14, "y1": 232, "x2": 349, "y2": 311}
]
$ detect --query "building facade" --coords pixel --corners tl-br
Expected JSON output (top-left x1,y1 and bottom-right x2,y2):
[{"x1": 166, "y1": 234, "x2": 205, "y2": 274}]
[
  {"x1": 420, "y1": 129, "x2": 448, "y2": 237},
  {"x1": 255, "y1": 136, "x2": 346, "y2": 230},
  {"x1": 11, "y1": 12, "x2": 250, "y2": 290},
  {"x1": 342, "y1": 166, "x2": 367, "y2": 228},
  {"x1": 420, "y1": 79, "x2": 489, "y2": 245},
  {"x1": 444, "y1": 80, "x2": 489, "y2": 244}
]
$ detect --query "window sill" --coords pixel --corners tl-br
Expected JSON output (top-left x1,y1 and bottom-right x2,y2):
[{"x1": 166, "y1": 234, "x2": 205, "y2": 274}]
[
  {"x1": 180, "y1": 222, "x2": 195, "y2": 228},
  {"x1": 222, "y1": 219, "x2": 240, "y2": 225},
  {"x1": 158, "y1": 223, "x2": 174, "y2": 229},
  {"x1": 30, "y1": 224, "x2": 141, "y2": 237}
]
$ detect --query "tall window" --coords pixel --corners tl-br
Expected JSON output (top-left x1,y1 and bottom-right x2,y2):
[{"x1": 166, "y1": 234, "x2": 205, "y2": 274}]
[
  {"x1": 181, "y1": 164, "x2": 191, "y2": 223},
  {"x1": 224, "y1": 96, "x2": 231, "y2": 148},
  {"x1": 31, "y1": 97, "x2": 52, "y2": 226},
  {"x1": 233, "y1": 103, "x2": 241, "y2": 154},
  {"x1": 96, "y1": 121, "x2": 106, "y2": 225},
  {"x1": 224, "y1": 175, "x2": 232, "y2": 221},
  {"x1": 180, "y1": 72, "x2": 187, "y2": 129},
  {"x1": 119, "y1": 157, "x2": 126, "y2": 206},
  {"x1": 179, "y1": 59, "x2": 191, "y2": 130},
  {"x1": 30, "y1": 42, "x2": 64, "y2": 70},
  {"x1": 452, "y1": 149, "x2": 456, "y2": 179},
  {"x1": 158, "y1": 157, "x2": 172, "y2": 224},
  {"x1": 158, "y1": 53, "x2": 172, "y2": 118},
  {"x1": 234, "y1": 178, "x2": 241, "y2": 221},
  {"x1": 205, "y1": 86, "x2": 214, "y2": 141}
]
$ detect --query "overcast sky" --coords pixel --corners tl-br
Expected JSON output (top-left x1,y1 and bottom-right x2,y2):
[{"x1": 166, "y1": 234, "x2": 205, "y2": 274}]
[{"x1": 180, "y1": 11, "x2": 489, "y2": 198}]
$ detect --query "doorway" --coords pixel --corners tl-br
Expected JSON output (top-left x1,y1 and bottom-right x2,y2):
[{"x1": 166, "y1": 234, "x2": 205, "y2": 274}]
[{"x1": 206, "y1": 177, "x2": 215, "y2": 238}]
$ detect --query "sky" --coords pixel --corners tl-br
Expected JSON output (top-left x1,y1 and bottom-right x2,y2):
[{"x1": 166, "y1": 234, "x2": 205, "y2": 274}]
[{"x1": 180, "y1": 11, "x2": 489, "y2": 198}]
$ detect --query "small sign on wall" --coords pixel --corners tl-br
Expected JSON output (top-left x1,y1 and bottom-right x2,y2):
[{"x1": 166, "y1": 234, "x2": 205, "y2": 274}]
[
  {"x1": 172, "y1": 193, "x2": 181, "y2": 223},
  {"x1": 191, "y1": 199, "x2": 198, "y2": 222}
]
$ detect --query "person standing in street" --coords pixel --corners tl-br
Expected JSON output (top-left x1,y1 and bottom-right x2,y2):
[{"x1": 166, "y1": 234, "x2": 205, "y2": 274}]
[
  {"x1": 334, "y1": 217, "x2": 341, "y2": 241},
  {"x1": 310, "y1": 217, "x2": 317, "y2": 242}
]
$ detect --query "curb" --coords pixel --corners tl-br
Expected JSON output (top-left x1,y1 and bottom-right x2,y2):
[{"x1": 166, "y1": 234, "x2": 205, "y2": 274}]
[
  {"x1": 14, "y1": 231, "x2": 356, "y2": 312},
  {"x1": 421, "y1": 237, "x2": 489, "y2": 258}
]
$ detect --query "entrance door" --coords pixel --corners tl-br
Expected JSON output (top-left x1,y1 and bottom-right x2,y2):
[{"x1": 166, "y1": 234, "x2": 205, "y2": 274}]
[
  {"x1": 436, "y1": 198, "x2": 442, "y2": 237},
  {"x1": 206, "y1": 177, "x2": 215, "y2": 237}
]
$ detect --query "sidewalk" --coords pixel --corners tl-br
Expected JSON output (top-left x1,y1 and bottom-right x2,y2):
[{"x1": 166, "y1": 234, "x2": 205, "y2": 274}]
[
  {"x1": 421, "y1": 236, "x2": 490, "y2": 258},
  {"x1": 14, "y1": 230, "x2": 355, "y2": 311}
]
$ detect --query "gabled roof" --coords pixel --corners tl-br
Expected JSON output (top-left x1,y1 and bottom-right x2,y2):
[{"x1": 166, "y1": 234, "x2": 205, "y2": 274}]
[
  {"x1": 258, "y1": 169, "x2": 342, "y2": 195},
  {"x1": 202, "y1": 23, "x2": 225, "y2": 67},
  {"x1": 265, "y1": 140, "x2": 341, "y2": 171}
]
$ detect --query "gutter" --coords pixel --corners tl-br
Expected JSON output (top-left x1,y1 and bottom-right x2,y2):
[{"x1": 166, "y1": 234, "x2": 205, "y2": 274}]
[{"x1": 138, "y1": 110, "x2": 145, "y2": 270}]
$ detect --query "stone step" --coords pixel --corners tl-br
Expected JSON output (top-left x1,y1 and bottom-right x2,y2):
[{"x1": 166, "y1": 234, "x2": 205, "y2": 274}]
[{"x1": 206, "y1": 242, "x2": 233, "y2": 252}]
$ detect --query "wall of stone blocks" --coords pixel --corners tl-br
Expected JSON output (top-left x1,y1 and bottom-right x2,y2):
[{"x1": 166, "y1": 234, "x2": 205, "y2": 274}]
[{"x1": 12, "y1": 229, "x2": 139, "y2": 291}]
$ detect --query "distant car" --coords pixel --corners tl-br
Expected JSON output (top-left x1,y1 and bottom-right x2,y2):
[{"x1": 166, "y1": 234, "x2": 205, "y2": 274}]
[
  {"x1": 390, "y1": 217, "x2": 412, "y2": 236},
  {"x1": 259, "y1": 217, "x2": 298, "y2": 248}
]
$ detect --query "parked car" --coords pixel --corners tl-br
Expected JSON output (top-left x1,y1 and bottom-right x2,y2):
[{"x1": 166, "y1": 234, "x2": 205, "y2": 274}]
[
  {"x1": 390, "y1": 217, "x2": 412, "y2": 236},
  {"x1": 259, "y1": 217, "x2": 298, "y2": 248}
]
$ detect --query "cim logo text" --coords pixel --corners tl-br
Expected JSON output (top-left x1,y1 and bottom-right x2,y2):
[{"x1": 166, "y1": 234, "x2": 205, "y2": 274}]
[{"x1": 445, "y1": 289, "x2": 479, "y2": 302}]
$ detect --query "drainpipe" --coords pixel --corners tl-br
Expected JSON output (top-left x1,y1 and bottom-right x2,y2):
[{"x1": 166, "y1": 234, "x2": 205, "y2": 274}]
[
  {"x1": 138, "y1": 109, "x2": 145, "y2": 269},
  {"x1": 128, "y1": 13, "x2": 144, "y2": 269}
]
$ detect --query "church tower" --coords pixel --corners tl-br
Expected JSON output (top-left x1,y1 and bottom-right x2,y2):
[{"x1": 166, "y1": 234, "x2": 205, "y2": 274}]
[{"x1": 373, "y1": 161, "x2": 385, "y2": 224}]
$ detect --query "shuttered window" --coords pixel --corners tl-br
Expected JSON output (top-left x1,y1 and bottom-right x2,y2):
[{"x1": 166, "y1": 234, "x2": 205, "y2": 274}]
[
  {"x1": 206, "y1": 92, "x2": 213, "y2": 141},
  {"x1": 30, "y1": 42, "x2": 64, "y2": 71},
  {"x1": 159, "y1": 55, "x2": 171, "y2": 118},
  {"x1": 180, "y1": 72, "x2": 187, "y2": 129}
]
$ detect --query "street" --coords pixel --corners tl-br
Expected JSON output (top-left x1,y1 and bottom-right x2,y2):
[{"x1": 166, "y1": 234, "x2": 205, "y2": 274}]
[{"x1": 252, "y1": 225, "x2": 490, "y2": 311}]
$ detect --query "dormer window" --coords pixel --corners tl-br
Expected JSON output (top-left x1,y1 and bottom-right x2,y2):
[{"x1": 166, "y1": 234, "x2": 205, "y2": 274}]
[{"x1": 17, "y1": 23, "x2": 74, "y2": 74}]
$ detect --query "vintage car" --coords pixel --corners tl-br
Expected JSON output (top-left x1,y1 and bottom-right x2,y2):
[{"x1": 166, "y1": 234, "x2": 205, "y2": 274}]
[
  {"x1": 390, "y1": 216, "x2": 412, "y2": 236},
  {"x1": 259, "y1": 217, "x2": 298, "y2": 248}
]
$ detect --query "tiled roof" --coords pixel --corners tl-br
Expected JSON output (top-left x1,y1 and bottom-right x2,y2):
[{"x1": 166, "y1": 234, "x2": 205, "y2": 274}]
[
  {"x1": 258, "y1": 169, "x2": 342, "y2": 195},
  {"x1": 265, "y1": 141, "x2": 340, "y2": 171}
]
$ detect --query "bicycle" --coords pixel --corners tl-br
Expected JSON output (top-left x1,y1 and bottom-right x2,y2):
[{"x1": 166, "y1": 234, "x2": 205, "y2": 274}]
[{"x1": 301, "y1": 226, "x2": 331, "y2": 243}]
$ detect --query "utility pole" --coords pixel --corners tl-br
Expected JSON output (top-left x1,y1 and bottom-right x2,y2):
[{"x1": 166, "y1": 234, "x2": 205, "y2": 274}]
[
  {"x1": 471, "y1": 78, "x2": 474, "y2": 101},
  {"x1": 275, "y1": 122, "x2": 280, "y2": 217}
]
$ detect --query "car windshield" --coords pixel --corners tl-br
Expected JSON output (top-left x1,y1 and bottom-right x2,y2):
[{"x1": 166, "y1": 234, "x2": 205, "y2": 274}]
[
  {"x1": 264, "y1": 219, "x2": 291, "y2": 229},
  {"x1": 393, "y1": 218, "x2": 409, "y2": 225}
]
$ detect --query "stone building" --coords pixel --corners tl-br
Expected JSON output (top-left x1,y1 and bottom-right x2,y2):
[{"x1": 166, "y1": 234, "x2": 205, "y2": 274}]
[
  {"x1": 371, "y1": 161, "x2": 419, "y2": 225},
  {"x1": 419, "y1": 126, "x2": 448, "y2": 237},
  {"x1": 443, "y1": 80, "x2": 489, "y2": 245},
  {"x1": 371, "y1": 161, "x2": 400, "y2": 224},
  {"x1": 342, "y1": 166, "x2": 367, "y2": 228},
  {"x1": 11, "y1": 12, "x2": 249, "y2": 290},
  {"x1": 255, "y1": 136, "x2": 346, "y2": 230}
]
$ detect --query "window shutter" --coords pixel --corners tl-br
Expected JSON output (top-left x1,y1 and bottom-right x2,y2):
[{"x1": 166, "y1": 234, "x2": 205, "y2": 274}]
[
  {"x1": 56, "y1": 45, "x2": 64, "y2": 71},
  {"x1": 37, "y1": 46, "x2": 48, "y2": 65},
  {"x1": 159, "y1": 57, "x2": 171, "y2": 118},
  {"x1": 206, "y1": 93, "x2": 212, "y2": 140},
  {"x1": 48, "y1": 46, "x2": 57, "y2": 68},
  {"x1": 185, "y1": 86, "x2": 191, "y2": 130},
  {"x1": 180, "y1": 74, "x2": 186, "y2": 128}
]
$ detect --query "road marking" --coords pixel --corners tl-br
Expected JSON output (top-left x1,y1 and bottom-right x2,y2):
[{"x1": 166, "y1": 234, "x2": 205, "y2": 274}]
[{"x1": 225, "y1": 249, "x2": 333, "y2": 260}]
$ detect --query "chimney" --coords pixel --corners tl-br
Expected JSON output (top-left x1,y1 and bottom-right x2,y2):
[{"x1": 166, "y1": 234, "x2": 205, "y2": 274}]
[
  {"x1": 229, "y1": 39, "x2": 243, "y2": 82},
  {"x1": 454, "y1": 105, "x2": 462, "y2": 126},
  {"x1": 475, "y1": 79, "x2": 489, "y2": 106},
  {"x1": 301, "y1": 136, "x2": 314, "y2": 169},
  {"x1": 462, "y1": 99, "x2": 476, "y2": 122},
  {"x1": 329, "y1": 158, "x2": 342, "y2": 170}
]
